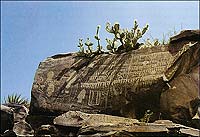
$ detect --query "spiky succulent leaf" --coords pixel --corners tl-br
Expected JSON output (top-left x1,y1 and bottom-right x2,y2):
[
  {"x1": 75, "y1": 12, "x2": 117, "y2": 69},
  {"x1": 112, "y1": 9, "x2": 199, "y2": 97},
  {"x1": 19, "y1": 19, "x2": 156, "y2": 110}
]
[{"x1": 4, "y1": 93, "x2": 29, "y2": 107}]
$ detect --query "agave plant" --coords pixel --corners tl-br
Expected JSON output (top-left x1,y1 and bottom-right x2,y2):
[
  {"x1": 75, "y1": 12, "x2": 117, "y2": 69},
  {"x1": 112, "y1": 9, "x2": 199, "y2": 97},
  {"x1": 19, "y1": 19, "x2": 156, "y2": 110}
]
[{"x1": 4, "y1": 93, "x2": 29, "y2": 108}]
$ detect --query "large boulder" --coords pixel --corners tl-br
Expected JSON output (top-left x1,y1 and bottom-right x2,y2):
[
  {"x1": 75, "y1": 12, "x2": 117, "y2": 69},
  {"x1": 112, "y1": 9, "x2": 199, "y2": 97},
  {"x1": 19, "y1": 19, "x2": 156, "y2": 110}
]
[
  {"x1": 29, "y1": 30, "x2": 200, "y2": 124},
  {"x1": 30, "y1": 46, "x2": 174, "y2": 118},
  {"x1": 160, "y1": 40, "x2": 200, "y2": 125}
]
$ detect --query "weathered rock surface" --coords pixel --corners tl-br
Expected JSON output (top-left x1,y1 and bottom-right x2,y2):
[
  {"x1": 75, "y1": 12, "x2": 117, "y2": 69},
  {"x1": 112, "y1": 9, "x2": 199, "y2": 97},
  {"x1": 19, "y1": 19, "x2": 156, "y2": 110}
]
[
  {"x1": 13, "y1": 121, "x2": 34, "y2": 136},
  {"x1": 0, "y1": 105, "x2": 14, "y2": 134},
  {"x1": 160, "y1": 40, "x2": 200, "y2": 126},
  {"x1": 28, "y1": 30, "x2": 200, "y2": 136},
  {"x1": 30, "y1": 30, "x2": 199, "y2": 124},
  {"x1": 169, "y1": 29, "x2": 200, "y2": 54},
  {"x1": 170, "y1": 30, "x2": 199, "y2": 43},
  {"x1": 34, "y1": 124, "x2": 59, "y2": 136},
  {"x1": 0, "y1": 104, "x2": 34, "y2": 136},
  {"x1": 30, "y1": 46, "x2": 174, "y2": 117},
  {"x1": 78, "y1": 121, "x2": 200, "y2": 137},
  {"x1": 53, "y1": 111, "x2": 139, "y2": 127},
  {"x1": 53, "y1": 111, "x2": 200, "y2": 137}
]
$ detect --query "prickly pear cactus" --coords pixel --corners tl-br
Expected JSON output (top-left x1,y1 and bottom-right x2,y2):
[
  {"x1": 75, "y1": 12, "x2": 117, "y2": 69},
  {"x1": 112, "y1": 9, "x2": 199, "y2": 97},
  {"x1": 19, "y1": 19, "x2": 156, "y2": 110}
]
[
  {"x1": 84, "y1": 38, "x2": 94, "y2": 57},
  {"x1": 77, "y1": 39, "x2": 86, "y2": 57},
  {"x1": 94, "y1": 25, "x2": 104, "y2": 54},
  {"x1": 106, "y1": 38, "x2": 118, "y2": 53},
  {"x1": 105, "y1": 20, "x2": 149, "y2": 53},
  {"x1": 77, "y1": 20, "x2": 149, "y2": 57}
]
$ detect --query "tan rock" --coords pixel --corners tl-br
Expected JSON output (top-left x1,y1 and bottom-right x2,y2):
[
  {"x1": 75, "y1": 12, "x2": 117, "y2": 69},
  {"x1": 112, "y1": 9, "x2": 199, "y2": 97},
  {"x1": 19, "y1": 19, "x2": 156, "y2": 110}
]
[{"x1": 53, "y1": 111, "x2": 139, "y2": 127}]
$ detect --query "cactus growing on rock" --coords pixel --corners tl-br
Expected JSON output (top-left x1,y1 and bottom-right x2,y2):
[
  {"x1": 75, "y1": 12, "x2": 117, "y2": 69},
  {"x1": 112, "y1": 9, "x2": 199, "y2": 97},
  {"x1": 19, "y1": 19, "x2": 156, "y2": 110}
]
[
  {"x1": 106, "y1": 38, "x2": 118, "y2": 53},
  {"x1": 77, "y1": 20, "x2": 149, "y2": 57},
  {"x1": 106, "y1": 20, "x2": 149, "y2": 53},
  {"x1": 140, "y1": 38, "x2": 161, "y2": 49},
  {"x1": 85, "y1": 38, "x2": 93, "y2": 55},
  {"x1": 124, "y1": 20, "x2": 149, "y2": 50},
  {"x1": 77, "y1": 38, "x2": 86, "y2": 57},
  {"x1": 106, "y1": 22, "x2": 125, "y2": 48},
  {"x1": 94, "y1": 25, "x2": 104, "y2": 54}
]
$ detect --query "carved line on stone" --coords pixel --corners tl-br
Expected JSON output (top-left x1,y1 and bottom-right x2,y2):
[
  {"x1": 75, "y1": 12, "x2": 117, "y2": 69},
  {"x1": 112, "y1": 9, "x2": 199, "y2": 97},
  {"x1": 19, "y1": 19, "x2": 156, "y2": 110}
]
[
  {"x1": 65, "y1": 71, "x2": 78, "y2": 89},
  {"x1": 88, "y1": 90, "x2": 101, "y2": 106},
  {"x1": 80, "y1": 74, "x2": 162, "y2": 89}
]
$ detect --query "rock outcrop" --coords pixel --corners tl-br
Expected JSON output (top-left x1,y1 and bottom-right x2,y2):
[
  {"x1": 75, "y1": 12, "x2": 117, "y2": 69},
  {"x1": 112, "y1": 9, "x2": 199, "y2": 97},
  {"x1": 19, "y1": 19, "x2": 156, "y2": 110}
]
[
  {"x1": 169, "y1": 30, "x2": 200, "y2": 54},
  {"x1": 0, "y1": 105, "x2": 14, "y2": 134},
  {"x1": 0, "y1": 104, "x2": 34, "y2": 136},
  {"x1": 53, "y1": 111, "x2": 139, "y2": 127},
  {"x1": 30, "y1": 30, "x2": 199, "y2": 121},
  {"x1": 30, "y1": 45, "x2": 175, "y2": 118},
  {"x1": 27, "y1": 30, "x2": 200, "y2": 136},
  {"x1": 54, "y1": 111, "x2": 200, "y2": 136},
  {"x1": 160, "y1": 30, "x2": 200, "y2": 126}
]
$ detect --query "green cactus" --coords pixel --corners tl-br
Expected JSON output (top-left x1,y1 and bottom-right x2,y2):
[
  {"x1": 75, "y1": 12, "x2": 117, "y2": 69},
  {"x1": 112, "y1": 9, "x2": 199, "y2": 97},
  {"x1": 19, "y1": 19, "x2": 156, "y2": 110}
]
[
  {"x1": 105, "y1": 22, "x2": 114, "y2": 33},
  {"x1": 106, "y1": 20, "x2": 149, "y2": 53},
  {"x1": 140, "y1": 110, "x2": 153, "y2": 123},
  {"x1": 85, "y1": 38, "x2": 93, "y2": 54},
  {"x1": 106, "y1": 38, "x2": 118, "y2": 53},
  {"x1": 127, "y1": 20, "x2": 149, "y2": 49},
  {"x1": 106, "y1": 22, "x2": 125, "y2": 47},
  {"x1": 77, "y1": 39, "x2": 86, "y2": 57},
  {"x1": 153, "y1": 39, "x2": 160, "y2": 46},
  {"x1": 94, "y1": 25, "x2": 103, "y2": 54},
  {"x1": 84, "y1": 38, "x2": 94, "y2": 57},
  {"x1": 141, "y1": 38, "x2": 161, "y2": 49},
  {"x1": 133, "y1": 20, "x2": 138, "y2": 33},
  {"x1": 78, "y1": 39, "x2": 84, "y2": 52},
  {"x1": 142, "y1": 24, "x2": 149, "y2": 35},
  {"x1": 145, "y1": 38, "x2": 153, "y2": 47},
  {"x1": 78, "y1": 20, "x2": 150, "y2": 56}
]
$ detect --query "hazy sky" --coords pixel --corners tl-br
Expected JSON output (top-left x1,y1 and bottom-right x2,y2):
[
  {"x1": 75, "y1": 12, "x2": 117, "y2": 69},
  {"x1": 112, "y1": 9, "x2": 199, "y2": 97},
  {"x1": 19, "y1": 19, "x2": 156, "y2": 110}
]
[{"x1": 1, "y1": 1, "x2": 199, "y2": 102}]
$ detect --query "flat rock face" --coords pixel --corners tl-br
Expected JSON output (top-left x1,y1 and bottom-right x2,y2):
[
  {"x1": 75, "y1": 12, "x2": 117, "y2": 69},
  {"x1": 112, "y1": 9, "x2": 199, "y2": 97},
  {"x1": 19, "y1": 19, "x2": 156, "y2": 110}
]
[
  {"x1": 30, "y1": 46, "x2": 174, "y2": 116},
  {"x1": 78, "y1": 122, "x2": 200, "y2": 137},
  {"x1": 53, "y1": 111, "x2": 139, "y2": 127}
]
